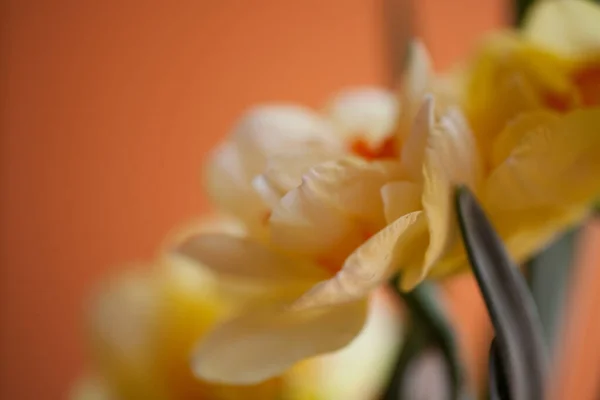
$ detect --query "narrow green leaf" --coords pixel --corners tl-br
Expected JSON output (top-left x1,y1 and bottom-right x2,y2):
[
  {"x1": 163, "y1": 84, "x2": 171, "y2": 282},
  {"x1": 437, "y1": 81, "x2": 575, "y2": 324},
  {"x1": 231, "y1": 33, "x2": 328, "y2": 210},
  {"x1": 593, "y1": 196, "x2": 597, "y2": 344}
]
[
  {"x1": 527, "y1": 228, "x2": 579, "y2": 354},
  {"x1": 455, "y1": 186, "x2": 548, "y2": 400}
]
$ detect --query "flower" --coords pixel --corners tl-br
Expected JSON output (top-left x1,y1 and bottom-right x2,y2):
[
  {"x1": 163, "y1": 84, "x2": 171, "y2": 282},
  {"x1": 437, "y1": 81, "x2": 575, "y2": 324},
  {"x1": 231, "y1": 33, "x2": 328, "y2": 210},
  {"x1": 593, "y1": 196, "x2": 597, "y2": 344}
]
[
  {"x1": 428, "y1": 0, "x2": 600, "y2": 281},
  {"x1": 176, "y1": 40, "x2": 483, "y2": 384},
  {"x1": 182, "y1": 7, "x2": 600, "y2": 380},
  {"x1": 72, "y1": 219, "x2": 402, "y2": 400},
  {"x1": 460, "y1": 0, "x2": 600, "y2": 154}
]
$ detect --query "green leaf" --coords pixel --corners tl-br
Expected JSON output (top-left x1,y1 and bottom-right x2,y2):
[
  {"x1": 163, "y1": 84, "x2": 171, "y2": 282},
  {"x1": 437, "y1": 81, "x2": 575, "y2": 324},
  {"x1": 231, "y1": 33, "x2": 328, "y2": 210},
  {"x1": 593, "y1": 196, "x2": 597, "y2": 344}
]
[
  {"x1": 527, "y1": 227, "x2": 579, "y2": 353},
  {"x1": 455, "y1": 186, "x2": 548, "y2": 400}
]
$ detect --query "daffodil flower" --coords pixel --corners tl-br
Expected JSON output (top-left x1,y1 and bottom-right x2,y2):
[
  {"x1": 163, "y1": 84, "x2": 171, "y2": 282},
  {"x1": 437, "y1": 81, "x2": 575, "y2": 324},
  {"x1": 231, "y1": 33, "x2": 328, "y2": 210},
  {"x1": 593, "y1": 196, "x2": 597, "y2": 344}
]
[
  {"x1": 460, "y1": 0, "x2": 600, "y2": 154},
  {"x1": 174, "y1": 40, "x2": 484, "y2": 384},
  {"x1": 72, "y1": 219, "x2": 402, "y2": 400},
  {"x1": 180, "y1": 7, "x2": 600, "y2": 380}
]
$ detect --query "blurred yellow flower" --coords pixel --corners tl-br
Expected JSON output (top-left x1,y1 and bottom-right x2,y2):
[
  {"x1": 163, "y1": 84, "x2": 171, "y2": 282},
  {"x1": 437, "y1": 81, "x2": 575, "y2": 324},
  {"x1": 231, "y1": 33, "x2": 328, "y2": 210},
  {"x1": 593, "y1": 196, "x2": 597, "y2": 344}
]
[
  {"x1": 72, "y1": 219, "x2": 402, "y2": 400},
  {"x1": 428, "y1": 0, "x2": 600, "y2": 281},
  {"x1": 461, "y1": 0, "x2": 600, "y2": 153}
]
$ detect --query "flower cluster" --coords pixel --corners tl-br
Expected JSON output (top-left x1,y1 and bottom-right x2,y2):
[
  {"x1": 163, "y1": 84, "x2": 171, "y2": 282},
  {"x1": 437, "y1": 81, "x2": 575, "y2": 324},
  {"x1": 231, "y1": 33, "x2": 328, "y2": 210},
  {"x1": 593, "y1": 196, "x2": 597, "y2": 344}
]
[{"x1": 77, "y1": 0, "x2": 600, "y2": 397}]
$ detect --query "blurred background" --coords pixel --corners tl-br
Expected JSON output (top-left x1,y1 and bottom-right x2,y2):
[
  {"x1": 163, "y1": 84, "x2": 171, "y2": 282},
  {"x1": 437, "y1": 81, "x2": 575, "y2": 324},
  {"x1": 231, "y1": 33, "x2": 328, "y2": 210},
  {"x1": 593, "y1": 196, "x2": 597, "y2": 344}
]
[{"x1": 2, "y1": 1, "x2": 599, "y2": 399}]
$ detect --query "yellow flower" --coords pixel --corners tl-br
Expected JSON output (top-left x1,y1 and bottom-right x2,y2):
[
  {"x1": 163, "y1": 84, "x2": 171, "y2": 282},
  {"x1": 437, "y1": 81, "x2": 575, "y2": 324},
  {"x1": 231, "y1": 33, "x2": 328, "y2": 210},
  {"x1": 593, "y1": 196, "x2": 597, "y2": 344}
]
[
  {"x1": 72, "y1": 219, "x2": 402, "y2": 400},
  {"x1": 428, "y1": 0, "x2": 600, "y2": 277},
  {"x1": 183, "y1": 23, "x2": 600, "y2": 383},
  {"x1": 461, "y1": 0, "x2": 600, "y2": 154},
  {"x1": 177, "y1": 41, "x2": 483, "y2": 384}
]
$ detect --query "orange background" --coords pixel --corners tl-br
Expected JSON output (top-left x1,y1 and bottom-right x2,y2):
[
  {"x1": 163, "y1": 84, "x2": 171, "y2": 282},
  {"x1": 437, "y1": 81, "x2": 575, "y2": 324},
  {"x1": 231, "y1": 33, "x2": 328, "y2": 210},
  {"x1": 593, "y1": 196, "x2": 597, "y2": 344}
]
[{"x1": 2, "y1": 1, "x2": 598, "y2": 399}]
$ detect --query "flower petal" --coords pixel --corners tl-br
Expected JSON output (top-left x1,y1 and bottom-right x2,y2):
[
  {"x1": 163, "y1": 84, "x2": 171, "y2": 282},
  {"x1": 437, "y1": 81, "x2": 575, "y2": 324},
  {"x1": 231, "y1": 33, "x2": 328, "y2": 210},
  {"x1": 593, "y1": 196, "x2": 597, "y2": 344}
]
[
  {"x1": 524, "y1": 0, "x2": 600, "y2": 58},
  {"x1": 192, "y1": 300, "x2": 368, "y2": 384},
  {"x1": 291, "y1": 211, "x2": 428, "y2": 308},
  {"x1": 174, "y1": 234, "x2": 327, "y2": 283},
  {"x1": 401, "y1": 95, "x2": 434, "y2": 180},
  {"x1": 205, "y1": 143, "x2": 270, "y2": 238},
  {"x1": 291, "y1": 289, "x2": 403, "y2": 400},
  {"x1": 232, "y1": 105, "x2": 340, "y2": 176},
  {"x1": 395, "y1": 40, "x2": 434, "y2": 146},
  {"x1": 465, "y1": 34, "x2": 545, "y2": 153},
  {"x1": 485, "y1": 109, "x2": 600, "y2": 211},
  {"x1": 381, "y1": 181, "x2": 422, "y2": 223},
  {"x1": 300, "y1": 157, "x2": 405, "y2": 227},
  {"x1": 491, "y1": 110, "x2": 560, "y2": 168},
  {"x1": 260, "y1": 144, "x2": 345, "y2": 194},
  {"x1": 421, "y1": 107, "x2": 482, "y2": 277},
  {"x1": 326, "y1": 87, "x2": 399, "y2": 144},
  {"x1": 269, "y1": 179, "x2": 364, "y2": 264}
]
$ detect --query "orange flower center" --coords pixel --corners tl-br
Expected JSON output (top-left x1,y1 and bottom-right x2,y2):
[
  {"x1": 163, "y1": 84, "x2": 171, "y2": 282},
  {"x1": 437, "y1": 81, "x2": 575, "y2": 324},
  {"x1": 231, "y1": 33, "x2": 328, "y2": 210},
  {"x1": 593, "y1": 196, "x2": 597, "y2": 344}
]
[
  {"x1": 573, "y1": 63, "x2": 600, "y2": 107},
  {"x1": 350, "y1": 136, "x2": 398, "y2": 160}
]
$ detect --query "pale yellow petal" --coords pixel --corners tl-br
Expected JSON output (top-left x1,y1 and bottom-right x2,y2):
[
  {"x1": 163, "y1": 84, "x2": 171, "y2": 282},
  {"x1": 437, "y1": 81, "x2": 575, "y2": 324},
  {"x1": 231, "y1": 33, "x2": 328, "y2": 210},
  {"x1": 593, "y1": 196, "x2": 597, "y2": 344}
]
[
  {"x1": 232, "y1": 105, "x2": 340, "y2": 176},
  {"x1": 260, "y1": 144, "x2": 344, "y2": 194},
  {"x1": 401, "y1": 95, "x2": 434, "y2": 180},
  {"x1": 300, "y1": 157, "x2": 405, "y2": 227},
  {"x1": 403, "y1": 40, "x2": 434, "y2": 106},
  {"x1": 524, "y1": 0, "x2": 600, "y2": 58},
  {"x1": 421, "y1": 108, "x2": 482, "y2": 276},
  {"x1": 291, "y1": 289, "x2": 403, "y2": 400},
  {"x1": 381, "y1": 181, "x2": 422, "y2": 223},
  {"x1": 204, "y1": 143, "x2": 269, "y2": 238},
  {"x1": 396, "y1": 40, "x2": 434, "y2": 145},
  {"x1": 485, "y1": 109, "x2": 600, "y2": 211},
  {"x1": 174, "y1": 234, "x2": 327, "y2": 283},
  {"x1": 269, "y1": 179, "x2": 364, "y2": 264},
  {"x1": 291, "y1": 211, "x2": 426, "y2": 309},
  {"x1": 491, "y1": 110, "x2": 560, "y2": 168},
  {"x1": 326, "y1": 87, "x2": 399, "y2": 144},
  {"x1": 192, "y1": 300, "x2": 368, "y2": 384}
]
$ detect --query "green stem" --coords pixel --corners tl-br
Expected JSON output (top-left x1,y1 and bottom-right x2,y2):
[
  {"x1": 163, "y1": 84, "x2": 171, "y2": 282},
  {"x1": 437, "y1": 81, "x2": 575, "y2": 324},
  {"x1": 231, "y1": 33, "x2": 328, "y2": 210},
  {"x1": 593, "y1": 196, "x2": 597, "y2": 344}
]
[
  {"x1": 514, "y1": 0, "x2": 536, "y2": 27},
  {"x1": 382, "y1": 278, "x2": 465, "y2": 400}
]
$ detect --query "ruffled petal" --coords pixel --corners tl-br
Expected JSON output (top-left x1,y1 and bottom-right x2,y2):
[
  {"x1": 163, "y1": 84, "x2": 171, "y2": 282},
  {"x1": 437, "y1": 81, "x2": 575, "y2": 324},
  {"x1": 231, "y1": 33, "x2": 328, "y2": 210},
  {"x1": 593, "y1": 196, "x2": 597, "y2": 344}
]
[
  {"x1": 421, "y1": 107, "x2": 482, "y2": 278},
  {"x1": 205, "y1": 143, "x2": 269, "y2": 237},
  {"x1": 299, "y1": 157, "x2": 405, "y2": 227},
  {"x1": 258, "y1": 144, "x2": 345, "y2": 194},
  {"x1": 483, "y1": 109, "x2": 600, "y2": 269},
  {"x1": 290, "y1": 289, "x2": 403, "y2": 400},
  {"x1": 326, "y1": 87, "x2": 399, "y2": 145},
  {"x1": 465, "y1": 33, "x2": 547, "y2": 152},
  {"x1": 231, "y1": 105, "x2": 341, "y2": 177},
  {"x1": 269, "y1": 180, "x2": 364, "y2": 263},
  {"x1": 381, "y1": 181, "x2": 422, "y2": 223},
  {"x1": 174, "y1": 234, "x2": 327, "y2": 283},
  {"x1": 524, "y1": 0, "x2": 600, "y2": 58},
  {"x1": 491, "y1": 110, "x2": 560, "y2": 168},
  {"x1": 485, "y1": 109, "x2": 600, "y2": 211},
  {"x1": 291, "y1": 211, "x2": 427, "y2": 308},
  {"x1": 192, "y1": 300, "x2": 368, "y2": 384},
  {"x1": 401, "y1": 95, "x2": 434, "y2": 180},
  {"x1": 396, "y1": 40, "x2": 434, "y2": 146}
]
